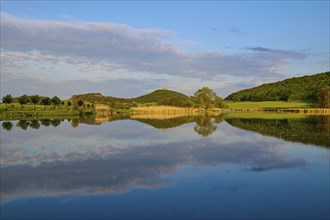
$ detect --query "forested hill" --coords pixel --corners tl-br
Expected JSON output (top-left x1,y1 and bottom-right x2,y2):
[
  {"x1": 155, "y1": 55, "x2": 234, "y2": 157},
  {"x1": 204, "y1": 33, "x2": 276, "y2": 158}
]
[{"x1": 225, "y1": 72, "x2": 330, "y2": 101}]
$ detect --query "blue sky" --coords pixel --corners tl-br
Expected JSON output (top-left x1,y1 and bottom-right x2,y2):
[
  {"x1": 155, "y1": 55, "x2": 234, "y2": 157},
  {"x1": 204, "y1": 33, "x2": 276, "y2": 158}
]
[{"x1": 1, "y1": 1, "x2": 329, "y2": 98}]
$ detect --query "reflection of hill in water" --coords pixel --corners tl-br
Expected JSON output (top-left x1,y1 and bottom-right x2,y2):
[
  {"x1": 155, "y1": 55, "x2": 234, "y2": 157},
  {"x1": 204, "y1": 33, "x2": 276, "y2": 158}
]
[
  {"x1": 133, "y1": 117, "x2": 197, "y2": 129},
  {"x1": 79, "y1": 114, "x2": 225, "y2": 137},
  {"x1": 78, "y1": 114, "x2": 197, "y2": 129},
  {"x1": 225, "y1": 116, "x2": 330, "y2": 147},
  {"x1": 80, "y1": 114, "x2": 224, "y2": 131}
]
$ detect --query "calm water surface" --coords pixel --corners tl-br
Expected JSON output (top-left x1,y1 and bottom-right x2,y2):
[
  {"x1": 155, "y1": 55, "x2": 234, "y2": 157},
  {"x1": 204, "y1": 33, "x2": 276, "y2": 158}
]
[{"x1": 1, "y1": 114, "x2": 329, "y2": 219}]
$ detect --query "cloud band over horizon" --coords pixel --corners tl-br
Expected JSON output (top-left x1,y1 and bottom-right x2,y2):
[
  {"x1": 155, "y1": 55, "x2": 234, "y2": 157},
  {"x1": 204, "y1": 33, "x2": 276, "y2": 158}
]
[{"x1": 0, "y1": 13, "x2": 316, "y2": 98}]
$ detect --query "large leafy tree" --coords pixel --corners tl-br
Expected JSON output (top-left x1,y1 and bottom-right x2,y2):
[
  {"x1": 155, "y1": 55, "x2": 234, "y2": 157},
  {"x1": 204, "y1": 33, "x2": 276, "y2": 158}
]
[
  {"x1": 2, "y1": 94, "x2": 13, "y2": 110},
  {"x1": 41, "y1": 97, "x2": 51, "y2": 109},
  {"x1": 51, "y1": 96, "x2": 61, "y2": 107},
  {"x1": 18, "y1": 94, "x2": 29, "y2": 109},
  {"x1": 194, "y1": 87, "x2": 224, "y2": 109},
  {"x1": 30, "y1": 95, "x2": 40, "y2": 110}
]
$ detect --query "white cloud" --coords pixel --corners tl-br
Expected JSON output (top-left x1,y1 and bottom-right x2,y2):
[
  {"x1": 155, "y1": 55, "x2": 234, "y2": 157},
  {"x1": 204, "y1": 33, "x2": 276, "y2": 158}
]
[{"x1": 1, "y1": 13, "x2": 311, "y2": 97}]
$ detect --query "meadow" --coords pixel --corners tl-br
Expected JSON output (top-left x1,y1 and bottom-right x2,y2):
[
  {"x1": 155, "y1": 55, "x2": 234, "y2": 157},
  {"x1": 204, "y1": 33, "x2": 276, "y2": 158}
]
[{"x1": 225, "y1": 100, "x2": 312, "y2": 109}]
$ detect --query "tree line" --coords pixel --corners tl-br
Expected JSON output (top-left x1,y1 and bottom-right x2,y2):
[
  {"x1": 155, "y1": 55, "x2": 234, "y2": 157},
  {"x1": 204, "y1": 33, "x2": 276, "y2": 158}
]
[
  {"x1": 2, "y1": 87, "x2": 226, "y2": 110},
  {"x1": 1, "y1": 94, "x2": 87, "y2": 110},
  {"x1": 225, "y1": 71, "x2": 330, "y2": 106}
]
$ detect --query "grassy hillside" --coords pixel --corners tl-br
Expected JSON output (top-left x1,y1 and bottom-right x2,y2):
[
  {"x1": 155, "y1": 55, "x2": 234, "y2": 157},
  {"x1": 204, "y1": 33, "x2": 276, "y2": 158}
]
[
  {"x1": 225, "y1": 71, "x2": 330, "y2": 102},
  {"x1": 133, "y1": 89, "x2": 193, "y2": 107},
  {"x1": 75, "y1": 93, "x2": 131, "y2": 104}
]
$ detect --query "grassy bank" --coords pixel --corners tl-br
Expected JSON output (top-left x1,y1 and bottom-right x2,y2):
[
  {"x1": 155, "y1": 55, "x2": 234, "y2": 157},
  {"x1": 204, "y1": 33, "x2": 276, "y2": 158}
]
[
  {"x1": 0, "y1": 103, "x2": 95, "y2": 120},
  {"x1": 225, "y1": 100, "x2": 312, "y2": 109}
]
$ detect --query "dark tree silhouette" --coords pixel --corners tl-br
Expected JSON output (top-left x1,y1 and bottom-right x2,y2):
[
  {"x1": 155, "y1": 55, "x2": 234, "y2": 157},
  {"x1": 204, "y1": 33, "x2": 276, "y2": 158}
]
[
  {"x1": 51, "y1": 119, "x2": 61, "y2": 127},
  {"x1": 16, "y1": 120, "x2": 30, "y2": 130},
  {"x1": 40, "y1": 119, "x2": 51, "y2": 127},
  {"x1": 2, "y1": 94, "x2": 13, "y2": 110},
  {"x1": 51, "y1": 96, "x2": 62, "y2": 108},
  {"x1": 2, "y1": 121, "x2": 13, "y2": 131},
  {"x1": 78, "y1": 100, "x2": 84, "y2": 107},
  {"x1": 18, "y1": 94, "x2": 29, "y2": 109},
  {"x1": 41, "y1": 97, "x2": 51, "y2": 109},
  {"x1": 30, "y1": 120, "x2": 40, "y2": 129},
  {"x1": 30, "y1": 95, "x2": 40, "y2": 110}
]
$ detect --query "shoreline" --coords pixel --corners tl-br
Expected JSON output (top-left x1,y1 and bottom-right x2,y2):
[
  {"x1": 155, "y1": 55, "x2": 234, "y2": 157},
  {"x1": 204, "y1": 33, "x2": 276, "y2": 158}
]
[{"x1": 1, "y1": 106, "x2": 329, "y2": 121}]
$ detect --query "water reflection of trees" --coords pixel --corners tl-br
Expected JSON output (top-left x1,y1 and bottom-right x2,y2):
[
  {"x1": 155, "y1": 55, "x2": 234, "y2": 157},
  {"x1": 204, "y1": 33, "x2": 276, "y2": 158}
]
[
  {"x1": 194, "y1": 115, "x2": 225, "y2": 137},
  {"x1": 225, "y1": 116, "x2": 330, "y2": 147},
  {"x1": 1, "y1": 115, "x2": 227, "y2": 134},
  {"x1": 194, "y1": 117, "x2": 217, "y2": 137},
  {"x1": 2, "y1": 121, "x2": 13, "y2": 131},
  {"x1": 1, "y1": 119, "x2": 66, "y2": 131},
  {"x1": 16, "y1": 120, "x2": 30, "y2": 130}
]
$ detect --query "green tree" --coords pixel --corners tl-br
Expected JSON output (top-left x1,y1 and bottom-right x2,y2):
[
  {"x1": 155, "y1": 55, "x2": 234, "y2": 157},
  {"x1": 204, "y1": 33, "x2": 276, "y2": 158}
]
[
  {"x1": 41, "y1": 97, "x2": 51, "y2": 109},
  {"x1": 2, "y1": 121, "x2": 13, "y2": 131},
  {"x1": 18, "y1": 94, "x2": 29, "y2": 109},
  {"x1": 214, "y1": 96, "x2": 226, "y2": 108},
  {"x1": 316, "y1": 88, "x2": 330, "y2": 108},
  {"x1": 51, "y1": 96, "x2": 61, "y2": 108},
  {"x1": 2, "y1": 94, "x2": 13, "y2": 110},
  {"x1": 30, "y1": 95, "x2": 40, "y2": 110},
  {"x1": 194, "y1": 87, "x2": 221, "y2": 109}
]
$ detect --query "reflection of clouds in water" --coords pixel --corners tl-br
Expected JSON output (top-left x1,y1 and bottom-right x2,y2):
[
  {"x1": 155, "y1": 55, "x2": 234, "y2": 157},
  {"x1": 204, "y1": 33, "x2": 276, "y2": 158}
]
[
  {"x1": 1, "y1": 122, "x2": 184, "y2": 166},
  {"x1": 1, "y1": 120, "x2": 278, "y2": 167},
  {"x1": 1, "y1": 119, "x2": 313, "y2": 203},
  {"x1": 249, "y1": 158, "x2": 307, "y2": 172},
  {"x1": 1, "y1": 136, "x2": 308, "y2": 203}
]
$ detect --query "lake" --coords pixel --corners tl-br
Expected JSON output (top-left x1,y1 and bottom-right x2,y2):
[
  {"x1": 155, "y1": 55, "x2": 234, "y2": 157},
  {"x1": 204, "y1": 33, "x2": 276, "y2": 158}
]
[{"x1": 1, "y1": 113, "x2": 329, "y2": 219}]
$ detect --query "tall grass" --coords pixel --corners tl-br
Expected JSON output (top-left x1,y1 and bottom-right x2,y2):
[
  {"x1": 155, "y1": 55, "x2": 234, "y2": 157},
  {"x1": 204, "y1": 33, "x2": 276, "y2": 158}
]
[{"x1": 131, "y1": 106, "x2": 203, "y2": 116}]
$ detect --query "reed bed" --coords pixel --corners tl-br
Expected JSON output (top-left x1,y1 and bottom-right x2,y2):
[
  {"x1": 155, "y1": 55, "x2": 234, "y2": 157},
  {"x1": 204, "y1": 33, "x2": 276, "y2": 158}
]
[{"x1": 131, "y1": 106, "x2": 204, "y2": 117}]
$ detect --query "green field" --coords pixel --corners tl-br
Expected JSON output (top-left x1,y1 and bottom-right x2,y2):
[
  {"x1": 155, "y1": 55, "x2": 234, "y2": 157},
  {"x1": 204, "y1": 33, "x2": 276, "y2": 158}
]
[{"x1": 225, "y1": 101, "x2": 312, "y2": 109}]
